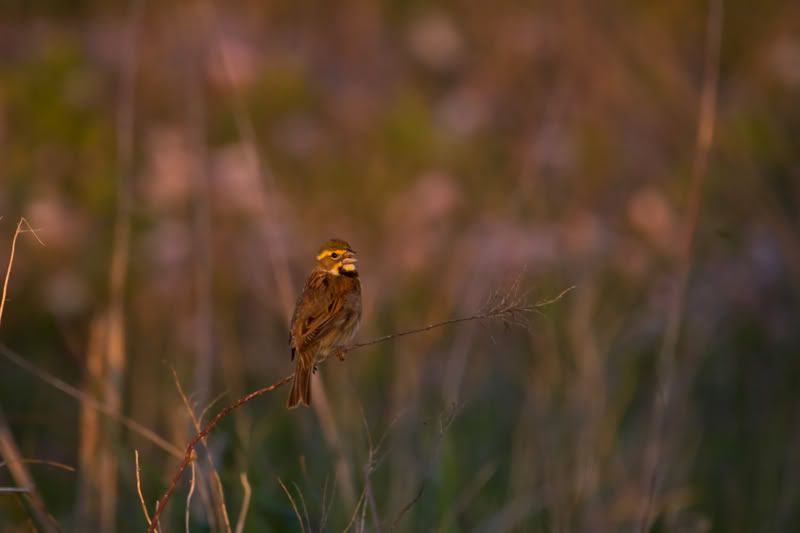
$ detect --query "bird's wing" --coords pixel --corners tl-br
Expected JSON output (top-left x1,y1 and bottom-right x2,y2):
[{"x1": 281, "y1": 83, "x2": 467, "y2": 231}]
[{"x1": 289, "y1": 271, "x2": 346, "y2": 357}]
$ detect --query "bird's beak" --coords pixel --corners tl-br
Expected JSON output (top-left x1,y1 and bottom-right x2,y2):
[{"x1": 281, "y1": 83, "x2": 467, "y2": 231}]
[
  {"x1": 340, "y1": 250, "x2": 357, "y2": 272},
  {"x1": 342, "y1": 250, "x2": 358, "y2": 265}
]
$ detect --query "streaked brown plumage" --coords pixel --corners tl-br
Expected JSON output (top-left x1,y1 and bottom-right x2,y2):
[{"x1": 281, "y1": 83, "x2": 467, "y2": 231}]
[{"x1": 287, "y1": 238, "x2": 362, "y2": 408}]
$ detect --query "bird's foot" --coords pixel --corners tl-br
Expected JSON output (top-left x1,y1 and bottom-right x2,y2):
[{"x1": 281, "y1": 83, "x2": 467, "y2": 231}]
[{"x1": 334, "y1": 348, "x2": 346, "y2": 362}]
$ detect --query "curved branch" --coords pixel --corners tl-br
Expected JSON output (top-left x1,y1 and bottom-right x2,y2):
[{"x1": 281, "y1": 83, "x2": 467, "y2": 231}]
[
  {"x1": 147, "y1": 286, "x2": 574, "y2": 531},
  {"x1": 149, "y1": 375, "x2": 293, "y2": 531}
]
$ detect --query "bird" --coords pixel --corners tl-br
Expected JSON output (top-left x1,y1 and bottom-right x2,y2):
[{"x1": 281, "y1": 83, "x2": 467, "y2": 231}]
[{"x1": 287, "y1": 238, "x2": 362, "y2": 408}]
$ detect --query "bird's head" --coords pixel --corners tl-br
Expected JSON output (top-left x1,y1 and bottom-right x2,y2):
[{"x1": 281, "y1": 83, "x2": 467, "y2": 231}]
[{"x1": 316, "y1": 238, "x2": 358, "y2": 276}]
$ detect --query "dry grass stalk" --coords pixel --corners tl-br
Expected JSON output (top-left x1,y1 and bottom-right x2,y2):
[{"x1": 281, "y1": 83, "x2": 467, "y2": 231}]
[
  {"x1": 293, "y1": 481, "x2": 312, "y2": 532},
  {"x1": 358, "y1": 407, "x2": 404, "y2": 533},
  {"x1": 0, "y1": 459, "x2": 75, "y2": 474},
  {"x1": 0, "y1": 408, "x2": 61, "y2": 533},
  {"x1": 233, "y1": 473, "x2": 251, "y2": 533},
  {"x1": 0, "y1": 218, "x2": 58, "y2": 532},
  {"x1": 636, "y1": 0, "x2": 724, "y2": 529},
  {"x1": 98, "y1": 0, "x2": 143, "y2": 527},
  {"x1": 348, "y1": 285, "x2": 574, "y2": 353},
  {"x1": 342, "y1": 489, "x2": 367, "y2": 533},
  {"x1": 169, "y1": 366, "x2": 232, "y2": 532},
  {"x1": 277, "y1": 477, "x2": 306, "y2": 533},
  {"x1": 76, "y1": 314, "x2": 106, "y2": 528},
  {"x1": 0, "y1": 218, "x2": 45, "y2": 325},
  {"x1": 319, "y1": 473, "x2": 337, "y2": 531},
  {"x1": 185, "y1": 461, "x2": 197, "y2": 533},
  {"x1": 135, "y1": 450, "x2": 154, "y2": 530}
]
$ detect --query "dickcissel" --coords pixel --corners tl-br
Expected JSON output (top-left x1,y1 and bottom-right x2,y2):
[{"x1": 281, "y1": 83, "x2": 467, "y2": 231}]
[{"x1": 287, "y1": 238, "x2": 362, "y2": 408}]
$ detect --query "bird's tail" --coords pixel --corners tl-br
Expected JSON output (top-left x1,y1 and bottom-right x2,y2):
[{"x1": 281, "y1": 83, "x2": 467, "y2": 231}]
[{"x1": 286, "y1": 359, "x2": 312, "y2": 408}]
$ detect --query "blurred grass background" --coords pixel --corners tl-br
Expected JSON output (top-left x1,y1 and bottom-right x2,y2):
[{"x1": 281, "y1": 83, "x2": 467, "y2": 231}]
[{"x1": 0, "y1": 0, "x2": 799, "y2": 531}]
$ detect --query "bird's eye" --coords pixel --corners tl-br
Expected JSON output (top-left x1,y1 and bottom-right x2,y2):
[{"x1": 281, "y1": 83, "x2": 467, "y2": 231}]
[{"x1": 330, "y1": 252, "x2": 339, "y2": 259}]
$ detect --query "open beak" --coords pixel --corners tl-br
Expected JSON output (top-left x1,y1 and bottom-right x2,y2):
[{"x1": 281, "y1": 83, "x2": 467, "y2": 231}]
[
  {"x1": 341, "y1": 250, "x2": 358, "y2": 271},
  {"x1": 342, "y1": 250, "x2": 357, "y2": 264}
]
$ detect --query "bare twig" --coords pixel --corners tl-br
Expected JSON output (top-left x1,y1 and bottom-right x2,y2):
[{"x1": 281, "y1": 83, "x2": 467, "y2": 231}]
[
  {"x1": 346, "y1": 286, "x2": 574, "y2": 354},
  {"x1": 277, "y1": 477, "x2": 306, "y2": 533},
  {"x1": 293, "y1": 481, "x2": 312, "y2": 533},
  {"x1": 360, "y1": 440, "x2": 381, "y2": 532},
  {"x1": 0, "y1": 418, "x2": 60, "y2": 533},
  {"x1": 135, "y1": 450, "x2": 154, "y2": 529},
  {"x1": 342, "y1": 490, "x2": 367, "y2": 533},
  {"x1": 358, "y1": 407, "x2": 403, "y2": 533},
  {"x1": 199, "y1": 391, "x2": 229, "y2": 424},
  {"x1": 169, "y1": 366, "x2": 232, "y2": 532},
  {"x1": 0, "y1": 459, "x2": 75, "y2": 474},
  {"x1": 319, "y1": 473, "x2": 337, "y2": 532},
  {"x1": 149, "y1": 374, "x2": 293, "y2": 531},
  {"x1": 153, "y1": 500, "x2": 160, "y2": 527},
  {"x1": 392, "y1": 486, "x2": 424, "y2": 530},
  {"x1": 359, "y1": 486, "x2": 368, "y2": 533},
  {"x1": 185, "y1": 462, "x2": 197, "y2": 533},
  {"x1": 636, "y1": 0, "x2": 724, "y2": 530},
  {"x1": 0, "y1": 218, "x2": 44, "y2": 327},
  {"x1": 234, "y1": 473, "x2": 251, "y2": 533},
  {"x1": 148, "y1": 286, "x2": 573, "y2": 531},
  {"x1": 0, "y1": 219, "x2": 59, "y2": 533}
]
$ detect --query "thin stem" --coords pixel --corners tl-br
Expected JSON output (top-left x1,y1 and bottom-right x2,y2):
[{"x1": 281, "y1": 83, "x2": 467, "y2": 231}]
[
  {"x1": 0, "y1": 343, "x2": 183, "y2": 458},
  {"x1": 0, "y1": 218, "x2": 44, "y2": 327},
  {"x1": 636, "y1": 0, "x2": 724, "y2": 529},
  {"x1": 346, "y1": 286, "x2": 574, "y2": 353},
  {"x1": 135, "y1": 450, "x2": 153, "y2": 529},
  {"x1": 233, "y1": 473, "x2": 251, "y2": 533}
]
